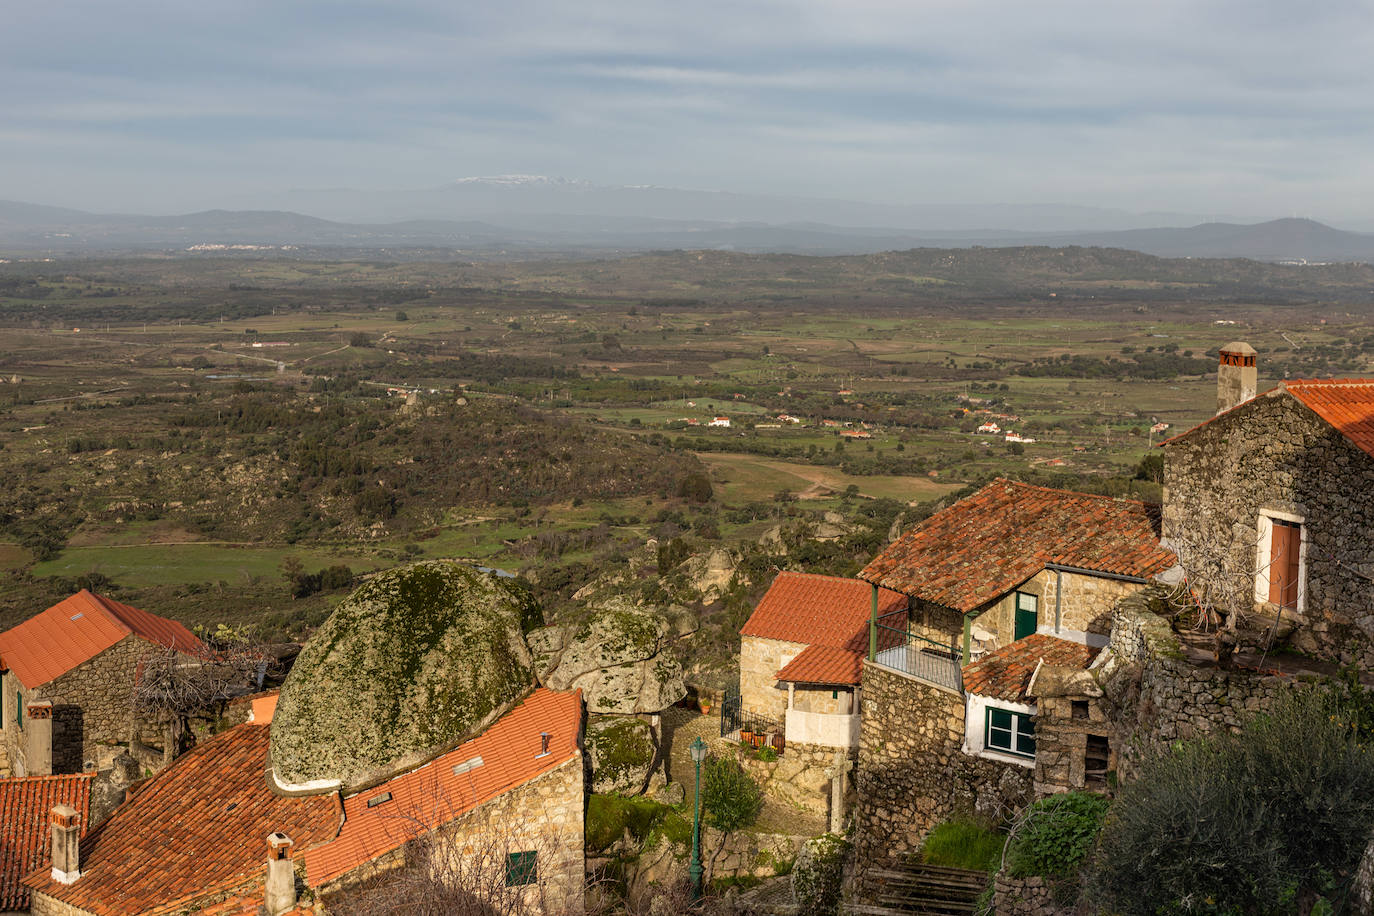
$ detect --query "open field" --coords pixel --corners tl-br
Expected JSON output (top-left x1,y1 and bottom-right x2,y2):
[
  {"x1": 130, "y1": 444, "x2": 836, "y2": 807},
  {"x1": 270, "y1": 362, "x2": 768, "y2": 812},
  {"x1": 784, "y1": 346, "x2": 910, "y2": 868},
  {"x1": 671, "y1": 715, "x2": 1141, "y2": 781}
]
[{"x1": 3, "y1": 248, "x2": 1373, "y2": 643}]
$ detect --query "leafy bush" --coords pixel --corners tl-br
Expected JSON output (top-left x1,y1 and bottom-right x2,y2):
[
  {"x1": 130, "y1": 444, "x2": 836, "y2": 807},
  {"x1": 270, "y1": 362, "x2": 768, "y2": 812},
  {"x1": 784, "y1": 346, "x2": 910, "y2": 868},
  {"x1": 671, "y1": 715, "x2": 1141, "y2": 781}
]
[
  {"x1": 701, "y1": 755, "x2": 763, "y2": 834},
  {"x1": 792, "y1": 833, "x2": 849, "y2": 916},
  {"x1": 675, "y1": 472, "x2": 714, "y2": 503},
  {"x1": 922, "y1": 818, "x2": 1006, "y2": 872},
  {"x1": 1086, "y1": 688, "x2": 1374, "y2": 915},
  {"x1": 1007, "y1": 792, "x2": 1109, "y2": 880}
]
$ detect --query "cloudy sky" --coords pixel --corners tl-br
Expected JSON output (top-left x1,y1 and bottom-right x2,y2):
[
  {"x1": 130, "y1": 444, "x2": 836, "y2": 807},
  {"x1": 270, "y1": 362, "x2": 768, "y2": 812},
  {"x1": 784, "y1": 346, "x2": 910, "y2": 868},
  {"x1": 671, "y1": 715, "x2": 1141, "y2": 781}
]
[{"x1": 3, "y1": 0, "x2": 1372, "y2": 223}]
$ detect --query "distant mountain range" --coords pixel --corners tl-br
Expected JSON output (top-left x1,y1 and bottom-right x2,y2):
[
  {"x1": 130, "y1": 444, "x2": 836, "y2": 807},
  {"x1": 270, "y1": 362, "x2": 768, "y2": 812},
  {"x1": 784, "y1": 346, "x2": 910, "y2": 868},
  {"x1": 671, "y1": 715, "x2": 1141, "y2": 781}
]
[{"x1": 1, "y1": 193, "x2": 1371, "y2": 264}]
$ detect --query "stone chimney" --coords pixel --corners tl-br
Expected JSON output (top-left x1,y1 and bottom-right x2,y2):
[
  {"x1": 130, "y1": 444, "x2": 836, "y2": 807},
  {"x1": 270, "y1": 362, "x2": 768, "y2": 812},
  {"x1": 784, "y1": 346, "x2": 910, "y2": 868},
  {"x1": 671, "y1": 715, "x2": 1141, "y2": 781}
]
[
  {"x1": 265, "y1": 833, "x2": 296, "y2": 915},
  {"x1": 1217, "y1": 341, "x2": 1257, "y2": 414},
  {"x1": 26, "y1": 701, "x2": 53, "y2": 776},
  {"x1": 50, "y1": 804, "x2": 81, "y2": 884}
]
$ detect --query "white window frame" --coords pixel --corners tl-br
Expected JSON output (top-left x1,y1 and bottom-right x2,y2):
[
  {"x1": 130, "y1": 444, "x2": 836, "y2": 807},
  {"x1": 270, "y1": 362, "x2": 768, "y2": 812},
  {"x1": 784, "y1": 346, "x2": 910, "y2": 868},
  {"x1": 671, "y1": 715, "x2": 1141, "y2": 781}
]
[
  {"x1": 1254, "y1": 510, "x2": 1307, "y2": 614},
  {"x1": 963, "y1": 692, "x2": 1036, "y2": 768}
]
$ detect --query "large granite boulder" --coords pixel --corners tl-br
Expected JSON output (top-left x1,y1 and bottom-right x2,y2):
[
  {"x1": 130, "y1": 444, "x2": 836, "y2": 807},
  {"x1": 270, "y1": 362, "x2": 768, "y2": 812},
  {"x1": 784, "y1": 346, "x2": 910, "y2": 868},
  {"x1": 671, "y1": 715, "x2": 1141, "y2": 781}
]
[
  {"x1": 533, "y1": 597, "x2": 687, "y2": 714},
  {"x1": 270, "y1": 561, "x2": 537, "y2": 793},
  {"x1": 585, "y1": 716, "x2": 658, "y2": 794}
]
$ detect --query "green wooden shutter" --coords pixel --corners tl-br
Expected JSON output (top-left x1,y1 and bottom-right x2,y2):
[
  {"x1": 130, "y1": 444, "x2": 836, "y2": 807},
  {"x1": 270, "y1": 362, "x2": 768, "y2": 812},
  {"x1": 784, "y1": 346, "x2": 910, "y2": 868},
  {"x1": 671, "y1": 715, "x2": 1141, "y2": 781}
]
[
  {"x1": 506, "y1": 850, "x2": 538, "y2": 886},
  {"x1": 1014, "y1": 592, "x2": 1038, "y2": 641}
]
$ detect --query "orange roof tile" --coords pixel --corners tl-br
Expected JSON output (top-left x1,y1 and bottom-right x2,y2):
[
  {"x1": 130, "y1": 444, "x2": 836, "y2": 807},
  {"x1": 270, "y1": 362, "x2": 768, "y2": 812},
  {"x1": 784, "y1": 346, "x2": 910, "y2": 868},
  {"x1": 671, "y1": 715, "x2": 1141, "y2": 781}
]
[
  {"x1": 23, "y1": 723, "x2": 339, "y2": 916},
  {"x1": 1162, "y1": 379, "x2": 1374, "y2": 459},
  {"x1": 740, "y1": 572, "x2": 906, "y2": 650},
  {"x1": 962, "y1": 634, "x2": 1099, "y2": 702},
  {"x1": 0, "y1": 591, "x2": 204, "y2": 689},
  {"x1": 304, "y1": 687, "x2": 583, "y2": 888},
  {"x1": 0, "y1": 774, "x2": 92, "y2": 911},
  {"x1": 859, "y1": 479, "x2": 1175, "y2": 612},
  {"x1": 775, "y1": 645, "x2": 864, "y2": 686}
]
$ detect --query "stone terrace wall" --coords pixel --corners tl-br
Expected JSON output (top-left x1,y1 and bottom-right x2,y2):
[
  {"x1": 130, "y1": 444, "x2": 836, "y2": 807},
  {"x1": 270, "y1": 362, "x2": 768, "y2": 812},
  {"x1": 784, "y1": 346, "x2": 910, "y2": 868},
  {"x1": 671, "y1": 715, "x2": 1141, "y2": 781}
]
[
  {"x1": 991, "y1": 872, "x2": 1076, "y2": 916},
  {"x1": 1105, "y1": 591, "x2": 1291, "y2": 780},
  {"x1": 853, "y1": 662, "x2": 1031, "y2": 878},
  {"x1": 1162, "y1": 391, "x2": 1374, "y2": 665}
]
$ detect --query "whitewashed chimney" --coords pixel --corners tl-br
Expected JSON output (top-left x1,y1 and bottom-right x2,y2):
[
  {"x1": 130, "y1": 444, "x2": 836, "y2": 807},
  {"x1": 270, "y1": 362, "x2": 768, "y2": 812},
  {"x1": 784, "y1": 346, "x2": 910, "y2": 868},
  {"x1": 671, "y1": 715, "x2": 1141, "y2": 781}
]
[
  {"x1": 265, "y1": 833, "x2": 296, "y2": 915},
  {"x1": 1217, "y1": 342, "x2": 1257, "y2": 414},
  {"x1": 50, "y1": 804, "x2": 81, "y2": 884}
]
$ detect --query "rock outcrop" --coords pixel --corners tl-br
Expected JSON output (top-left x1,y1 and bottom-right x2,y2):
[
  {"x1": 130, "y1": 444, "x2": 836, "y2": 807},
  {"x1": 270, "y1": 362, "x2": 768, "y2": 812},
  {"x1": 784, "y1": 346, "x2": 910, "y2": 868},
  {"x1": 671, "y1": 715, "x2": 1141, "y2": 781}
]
[
  {"x1": 585, "y1": 716, "x2": 658, "y2": 794},
  {"x1": 269, "y1": 561, "x2": 537, "y2": 792},
  {"x1": 533, "y1": 597, "x2": 687, "y2": 715}
]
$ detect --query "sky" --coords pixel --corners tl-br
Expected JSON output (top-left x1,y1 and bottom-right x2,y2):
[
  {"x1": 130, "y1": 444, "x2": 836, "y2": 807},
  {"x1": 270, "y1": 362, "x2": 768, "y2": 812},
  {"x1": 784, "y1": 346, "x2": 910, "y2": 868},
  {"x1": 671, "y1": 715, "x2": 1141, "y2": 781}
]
[{"x1": 3, "y1": 0, "x2": 1373, "y2": 224}]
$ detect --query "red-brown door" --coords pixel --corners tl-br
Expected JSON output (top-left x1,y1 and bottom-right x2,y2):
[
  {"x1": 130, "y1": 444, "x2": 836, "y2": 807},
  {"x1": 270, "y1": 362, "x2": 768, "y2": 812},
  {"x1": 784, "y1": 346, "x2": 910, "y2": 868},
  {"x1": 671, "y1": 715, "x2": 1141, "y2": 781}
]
[{"x1": 1268, "y1": 520, "x2": 1302, "y2": 610}]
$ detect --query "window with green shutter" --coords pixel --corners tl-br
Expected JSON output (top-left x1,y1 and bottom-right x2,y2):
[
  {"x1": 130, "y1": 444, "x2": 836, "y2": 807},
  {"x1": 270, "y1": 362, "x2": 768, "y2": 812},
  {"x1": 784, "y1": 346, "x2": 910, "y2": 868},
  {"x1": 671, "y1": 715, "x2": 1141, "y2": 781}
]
[
  {"x1": 1014, "y1": 592, "x2": 1038, "y2": 641},
  {"x1": 506, "y1": 850, "x2": 538, "y2": 886},
  {"x1": 986, "y1": 706, "x2": 1035, "y2": 758}
]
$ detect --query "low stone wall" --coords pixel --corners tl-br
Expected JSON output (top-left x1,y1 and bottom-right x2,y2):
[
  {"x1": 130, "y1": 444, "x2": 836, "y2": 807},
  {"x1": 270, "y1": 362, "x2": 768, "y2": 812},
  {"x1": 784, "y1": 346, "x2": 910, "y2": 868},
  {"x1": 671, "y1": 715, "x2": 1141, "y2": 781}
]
[
  {"x1": 991, "y1": 872, "x2": 1076, "y2": 916},
  {"x1": 1106, "y1": 591, "x2": 1293, "y2": 779},
  {"x1": 853, "y1": 662, "x2": 1032, "y2": 878},
  {"x1": 733, "y1": 741, "x2": 852, "y2": 818}
]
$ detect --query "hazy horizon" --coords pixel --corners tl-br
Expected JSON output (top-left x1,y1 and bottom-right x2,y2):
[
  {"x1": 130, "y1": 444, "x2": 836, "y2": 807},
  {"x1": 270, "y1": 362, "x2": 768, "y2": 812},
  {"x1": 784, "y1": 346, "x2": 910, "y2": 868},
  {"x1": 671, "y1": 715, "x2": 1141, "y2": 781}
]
[{"x1": 5, "y1": 1, "x2": 1372, "y2": 225}]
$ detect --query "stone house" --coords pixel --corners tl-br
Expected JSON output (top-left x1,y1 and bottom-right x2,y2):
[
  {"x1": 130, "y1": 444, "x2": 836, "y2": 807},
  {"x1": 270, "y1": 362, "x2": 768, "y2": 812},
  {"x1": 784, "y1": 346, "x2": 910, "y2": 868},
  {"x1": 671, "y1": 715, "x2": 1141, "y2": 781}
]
[
  {"x1": 848, "y1": 480, "x2": 1175, "y2": 871},
  {"x1": 858, "y1": 478, "x2": 1176, "y2": 665},
  {"x1": 0, "y1": 591, "x2": 204, "y2": 777},
  {"x1": 1160, "y1": 343, "x2": 1374, "y2": 665},
  {"x1": 23, "y1": 688, "x2": 586, "y2": 915},
  {"x1": 738, "y1": 572, "x2": 905, "y2": 749}
]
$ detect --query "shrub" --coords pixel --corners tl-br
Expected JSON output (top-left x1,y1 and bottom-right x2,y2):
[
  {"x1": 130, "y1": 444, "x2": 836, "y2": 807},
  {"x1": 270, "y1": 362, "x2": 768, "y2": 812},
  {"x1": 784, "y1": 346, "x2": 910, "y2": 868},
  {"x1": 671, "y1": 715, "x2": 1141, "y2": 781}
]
[
  {"x1": 1086, "y1": 688, "x2": 1374, "y2": 915},
  {"x1": 675, "y1": 472, "x2": 714, "y2": 504},
  {"x1": 701, "y1": 755, "x2": 763, "y2": 834},
  {"x1": 922, "y1": 818, "x2": 1006, "y2": 872},
  {"x1": 1007, "y1": 792, "x2": 1109, "y2": 880},
  {"x1": 792, "y1": 834, "x2": 849, "y2": 916}
]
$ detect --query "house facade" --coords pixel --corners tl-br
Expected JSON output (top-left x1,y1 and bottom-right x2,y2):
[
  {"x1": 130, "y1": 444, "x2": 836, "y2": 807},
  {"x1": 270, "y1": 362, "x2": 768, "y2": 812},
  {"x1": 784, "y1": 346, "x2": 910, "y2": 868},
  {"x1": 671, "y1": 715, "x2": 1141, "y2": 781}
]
[
  {"x1": 1161, "y1": 349, "x2": 1374, "y2": 664},
  {"x1": 738, "y1": 572, "x2": 906, "y2": 750},
  {"x1": 23, "y1": 688, "x2": 586, "y2": 916},
  {"x1": 0, "y1": 591, "x2": 204, "y2": 777}
]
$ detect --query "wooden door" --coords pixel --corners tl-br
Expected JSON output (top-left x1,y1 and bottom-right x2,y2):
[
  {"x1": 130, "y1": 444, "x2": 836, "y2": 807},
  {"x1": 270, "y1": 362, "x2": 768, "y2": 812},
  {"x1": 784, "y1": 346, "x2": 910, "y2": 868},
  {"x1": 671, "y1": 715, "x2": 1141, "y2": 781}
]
[{"x1": 1268, "y1": 520, "x2": 1301, "y2": 610}]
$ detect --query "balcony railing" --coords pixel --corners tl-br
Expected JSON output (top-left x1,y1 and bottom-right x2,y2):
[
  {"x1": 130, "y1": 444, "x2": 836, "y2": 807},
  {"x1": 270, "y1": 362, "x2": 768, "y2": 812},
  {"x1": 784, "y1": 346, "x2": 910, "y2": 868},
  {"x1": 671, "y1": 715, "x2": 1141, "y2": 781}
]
[{"x1": 871, "y1": 612, "x2": 963, "y2": 693}]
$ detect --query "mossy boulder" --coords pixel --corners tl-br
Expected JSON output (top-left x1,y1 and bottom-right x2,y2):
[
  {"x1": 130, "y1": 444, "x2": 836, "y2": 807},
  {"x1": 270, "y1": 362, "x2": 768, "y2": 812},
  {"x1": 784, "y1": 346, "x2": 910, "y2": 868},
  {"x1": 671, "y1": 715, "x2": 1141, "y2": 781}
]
[
  {"x1": 270, "y1": 561, "x2": 536, "y2": 792},
  {"x1": 586, "y1": 715, "x2": 658, "y2": 794},
  {"x1": 535, "y1": 597, "x2": 686, "y2": 714}
]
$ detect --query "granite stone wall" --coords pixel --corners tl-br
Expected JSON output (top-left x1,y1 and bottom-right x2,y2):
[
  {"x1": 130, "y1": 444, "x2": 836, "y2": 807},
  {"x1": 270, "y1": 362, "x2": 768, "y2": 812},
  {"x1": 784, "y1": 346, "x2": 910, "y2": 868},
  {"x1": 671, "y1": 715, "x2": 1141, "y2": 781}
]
[
  {"x1": 738, "y1": 635, "x2": 804, "y2": 719},
  {"x1": 1103, "y1": 591, "x2": 1292, "y2": 780},
  {"x1": 320, "y1": 753, "x2": 585, "y2": 915},
  {"x1": 853, "y1": 662, "x2": 1032, "y2": 879},
  {"x1": 1163, "y1": 390, "x2": 1374, "y2": 665},
  {"x1": 991, "y1": 872, "x2": 1076, "y2": 916}
]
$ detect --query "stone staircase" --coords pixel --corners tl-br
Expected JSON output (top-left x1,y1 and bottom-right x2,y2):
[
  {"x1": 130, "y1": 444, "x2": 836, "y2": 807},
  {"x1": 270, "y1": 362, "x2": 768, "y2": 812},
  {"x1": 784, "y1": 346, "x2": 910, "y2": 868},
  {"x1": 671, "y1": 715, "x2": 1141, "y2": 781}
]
[{"x1": 850, "y1": 863, "x2": 988, "y2": 915}]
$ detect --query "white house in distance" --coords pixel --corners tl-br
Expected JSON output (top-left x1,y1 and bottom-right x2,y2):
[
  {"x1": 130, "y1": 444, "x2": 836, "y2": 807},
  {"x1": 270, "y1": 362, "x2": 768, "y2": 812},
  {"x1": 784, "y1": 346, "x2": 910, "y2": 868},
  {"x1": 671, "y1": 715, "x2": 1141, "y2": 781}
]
[{"x1": 709, "y1": 416, "x2": 731, "y2": 428}]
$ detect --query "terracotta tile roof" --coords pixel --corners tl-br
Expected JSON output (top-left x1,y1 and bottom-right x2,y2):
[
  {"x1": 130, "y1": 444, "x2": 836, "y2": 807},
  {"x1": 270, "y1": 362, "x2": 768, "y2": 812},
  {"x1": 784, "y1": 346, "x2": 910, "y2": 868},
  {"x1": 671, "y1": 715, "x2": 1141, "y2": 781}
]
[
  {"x1": 1162, "y1": 379, "x2": 1374, "y2": 459},
  {"x1": 740, "y1": 572, "x2": 906, "y2": 650},
  {"x1": 0, "y1": 590, "x2": 204, "y2": 689},
  {"x1": 859, "y1": 479, "x2": 1175, "y2": 612},
  {"x1": 0, "y1": 774, "x2": 92, "y2": 911},
  {"x1": 775, "y1": 645, "x2": 864, "y2": 686},
  {"x1": 304, "y1": 687, "x2": 582, "y2": 888},
  {"x1": 962, "y1": 634, "x2": 1099, "y2": 702},
  {"x1": 23, "y1": 723, "x2": 339, "y2": 916}
]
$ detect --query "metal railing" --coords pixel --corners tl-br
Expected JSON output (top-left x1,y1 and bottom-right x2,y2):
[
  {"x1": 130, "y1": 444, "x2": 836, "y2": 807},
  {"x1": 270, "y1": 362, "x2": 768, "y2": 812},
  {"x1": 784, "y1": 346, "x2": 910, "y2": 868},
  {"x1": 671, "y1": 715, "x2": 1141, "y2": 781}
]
[
  {"x1": 719, "y1": 689, "x2": 786, "y2": 752},
  {"x1": 871, "y1": 611, "x2": 963, "y2": 692}
]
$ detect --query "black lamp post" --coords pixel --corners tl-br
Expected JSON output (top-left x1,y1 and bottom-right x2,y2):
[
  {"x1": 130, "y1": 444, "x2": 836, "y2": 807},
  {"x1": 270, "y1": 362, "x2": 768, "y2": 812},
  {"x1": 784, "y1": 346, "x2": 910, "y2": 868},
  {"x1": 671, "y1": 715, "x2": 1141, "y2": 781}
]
[{"x1": 689, "y1": 735, "x2": 708, "y2": 899}]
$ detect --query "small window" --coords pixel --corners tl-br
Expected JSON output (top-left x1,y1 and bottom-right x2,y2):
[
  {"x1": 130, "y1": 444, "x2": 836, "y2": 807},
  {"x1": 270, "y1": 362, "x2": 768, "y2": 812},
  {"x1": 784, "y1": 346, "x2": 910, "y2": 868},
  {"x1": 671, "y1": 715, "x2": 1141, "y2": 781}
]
[
  {"x1": 986, "y1": 707, "x2": 1035, "y2": 758},
  {"x1": 366, "y1": 792, "x2": 392, "y2": 808},
  {"x1": 506, "y1": 850, "x2": 538, "y2": 886},
  {"x1": 1071, "y1": 699, "x2": 1089, "y2": 720},
  {"x1": 1014, "y1": 592, "x2": 1038, "y2": 641},
  {"x1": 1085, "y1": 734, "x2": 1110, "y2": 788}
]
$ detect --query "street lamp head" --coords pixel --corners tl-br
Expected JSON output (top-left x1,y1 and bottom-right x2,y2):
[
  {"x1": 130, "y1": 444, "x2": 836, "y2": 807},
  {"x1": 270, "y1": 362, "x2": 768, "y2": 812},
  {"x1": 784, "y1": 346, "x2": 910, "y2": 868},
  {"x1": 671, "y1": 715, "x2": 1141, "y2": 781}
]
[{"x1": 689, "y1": 736, "x2": 708, "y2": 764}]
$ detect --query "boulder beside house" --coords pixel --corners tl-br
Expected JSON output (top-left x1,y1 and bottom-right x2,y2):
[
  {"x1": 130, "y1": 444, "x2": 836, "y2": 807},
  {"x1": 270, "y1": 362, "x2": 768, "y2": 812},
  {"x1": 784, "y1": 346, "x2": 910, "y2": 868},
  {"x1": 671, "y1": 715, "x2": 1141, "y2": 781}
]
[{"x1": 0, "y1": 591, "x2": 205, "y2": 777}]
